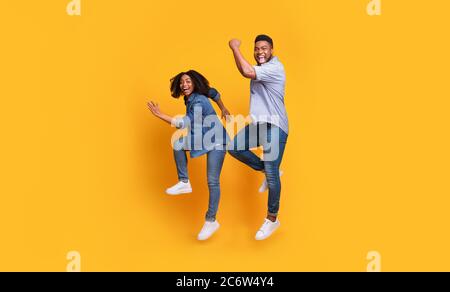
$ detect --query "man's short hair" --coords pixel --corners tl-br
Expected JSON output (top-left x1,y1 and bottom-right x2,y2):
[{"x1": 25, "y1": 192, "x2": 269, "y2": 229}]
[{"x1": 255, "y1": 34, "x2": 274, "y2": 48}]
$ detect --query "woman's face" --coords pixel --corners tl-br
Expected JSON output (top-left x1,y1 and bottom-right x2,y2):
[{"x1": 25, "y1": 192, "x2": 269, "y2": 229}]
[{"x1": 180, "y1": 74, "x2": 194, "y2": 97}]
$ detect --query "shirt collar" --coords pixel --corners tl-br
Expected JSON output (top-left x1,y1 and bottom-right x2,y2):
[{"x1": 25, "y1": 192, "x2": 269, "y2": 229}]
[{"x1": 184, "y1": 92, "x2": 199, "y2": 105}]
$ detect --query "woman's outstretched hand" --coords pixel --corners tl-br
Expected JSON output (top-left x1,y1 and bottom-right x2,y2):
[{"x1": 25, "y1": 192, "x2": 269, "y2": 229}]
[
  {"x1": 147, "y1": 101, "x2": 162, "y2": 117},
  {"x1": 147, "y1": 100, "x2": 174, "y2": 126},
  {"x1": 221, "y1": 107, "x2": 231, "y2": 121}
]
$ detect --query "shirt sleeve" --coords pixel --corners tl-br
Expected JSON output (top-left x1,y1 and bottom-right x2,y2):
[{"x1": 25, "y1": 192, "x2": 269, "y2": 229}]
[
  {"x1": 207, "y1": 87, "x2": 221, "y2": 102},
  {"x1": 254, "y1": 63, "x2": 284, "y2": 83}
]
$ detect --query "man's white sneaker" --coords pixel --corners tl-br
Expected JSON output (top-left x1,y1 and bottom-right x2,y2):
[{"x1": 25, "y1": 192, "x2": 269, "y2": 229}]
[
  {"x1": 197, "y1": 221, "x2": 220, "y2": 241},
  {"x1": 258, "y1": 170, "x2": 283, "y2": 193},
  {"x1": 255, "y1": 219, "x2": 280, "y2": 240},
  {"x1": 165, "y1": 181, "x2": 192, "y2": 195}
]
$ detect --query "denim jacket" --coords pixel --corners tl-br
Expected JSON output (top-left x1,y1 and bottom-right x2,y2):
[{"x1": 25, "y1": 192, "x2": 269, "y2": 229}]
[{"x1": 172, "y1": 90, "x2": 229, "y2": 158}]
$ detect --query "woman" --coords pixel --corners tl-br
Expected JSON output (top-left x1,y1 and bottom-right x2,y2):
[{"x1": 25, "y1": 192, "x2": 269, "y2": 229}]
[{"x1": 147, "y1": 70, "x2": 230, "y2": 241}]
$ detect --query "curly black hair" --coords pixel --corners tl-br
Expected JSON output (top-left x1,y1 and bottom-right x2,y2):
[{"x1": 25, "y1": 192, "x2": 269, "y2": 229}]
[{"x1": 170, "y1": 70, "x2": 211, "y2": 98}]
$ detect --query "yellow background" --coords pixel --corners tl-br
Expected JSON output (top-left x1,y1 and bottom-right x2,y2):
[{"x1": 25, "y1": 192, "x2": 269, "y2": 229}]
[{"x1": 1, "y1": 0, "x2": 449, "y2": 271}]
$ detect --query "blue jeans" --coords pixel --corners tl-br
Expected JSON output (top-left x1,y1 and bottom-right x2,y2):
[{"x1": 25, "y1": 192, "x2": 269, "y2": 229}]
[
  {"x1": 173, "y1": 148, "x2": 226, "y2": 222},
  {"x1": 228, "y1": 123, "x2": 288, "y2": 216}
]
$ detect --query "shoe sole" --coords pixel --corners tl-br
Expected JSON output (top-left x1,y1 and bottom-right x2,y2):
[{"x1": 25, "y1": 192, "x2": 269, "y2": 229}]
[{"x1": 166, "y1": 188, "x2": 193, "y2": 195}]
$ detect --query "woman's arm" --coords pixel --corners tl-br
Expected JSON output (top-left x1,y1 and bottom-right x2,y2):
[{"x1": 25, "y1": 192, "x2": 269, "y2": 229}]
[
  {"x1": 208, "y1": 88, "x2": 231, "y2": 120},
  {"x1": 147, "y1": 101, "x2": 175, "y2": 125},
  {"x1": 215, "y1": 97, "x2": 231, "y2": 120}
]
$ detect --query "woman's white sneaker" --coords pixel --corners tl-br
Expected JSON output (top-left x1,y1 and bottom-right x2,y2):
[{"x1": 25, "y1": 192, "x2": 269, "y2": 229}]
[
  {"x1": 255, "y1": 219, "x2": 280, "y2": 240},
  {"x1": 197, "y1": 221, "x2": 220, "y2": 241},
  {"x1": 165, "y1": 181, "x2": 192, "y2": 195}
]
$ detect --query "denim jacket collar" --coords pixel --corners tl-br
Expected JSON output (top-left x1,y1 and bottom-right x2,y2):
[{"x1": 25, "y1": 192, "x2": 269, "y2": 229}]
[{"x1": 184, "y1": 92, "x2": 200, "y2": 106}]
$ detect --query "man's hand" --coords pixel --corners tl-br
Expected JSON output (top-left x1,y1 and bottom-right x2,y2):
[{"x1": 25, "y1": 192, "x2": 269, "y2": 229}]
[{"x1": 229, "y1": 39, "x2": 241, "y2": 50}]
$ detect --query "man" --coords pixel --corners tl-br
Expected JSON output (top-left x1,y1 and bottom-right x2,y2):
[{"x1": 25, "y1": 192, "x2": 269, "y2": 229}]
[{"x1": 228, "y1": 35, "x2": 289, "y2": 240}]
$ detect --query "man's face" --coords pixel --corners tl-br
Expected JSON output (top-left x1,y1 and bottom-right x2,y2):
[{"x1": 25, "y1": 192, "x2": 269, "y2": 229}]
[{"x1": 254, "y1": 41, "x2": 273, "y2": 65}]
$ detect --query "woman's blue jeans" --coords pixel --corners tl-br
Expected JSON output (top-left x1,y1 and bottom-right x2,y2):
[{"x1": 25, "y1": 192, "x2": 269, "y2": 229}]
[{"x1": 173, "y1": 148, "x2": 226, "y2": 222}]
